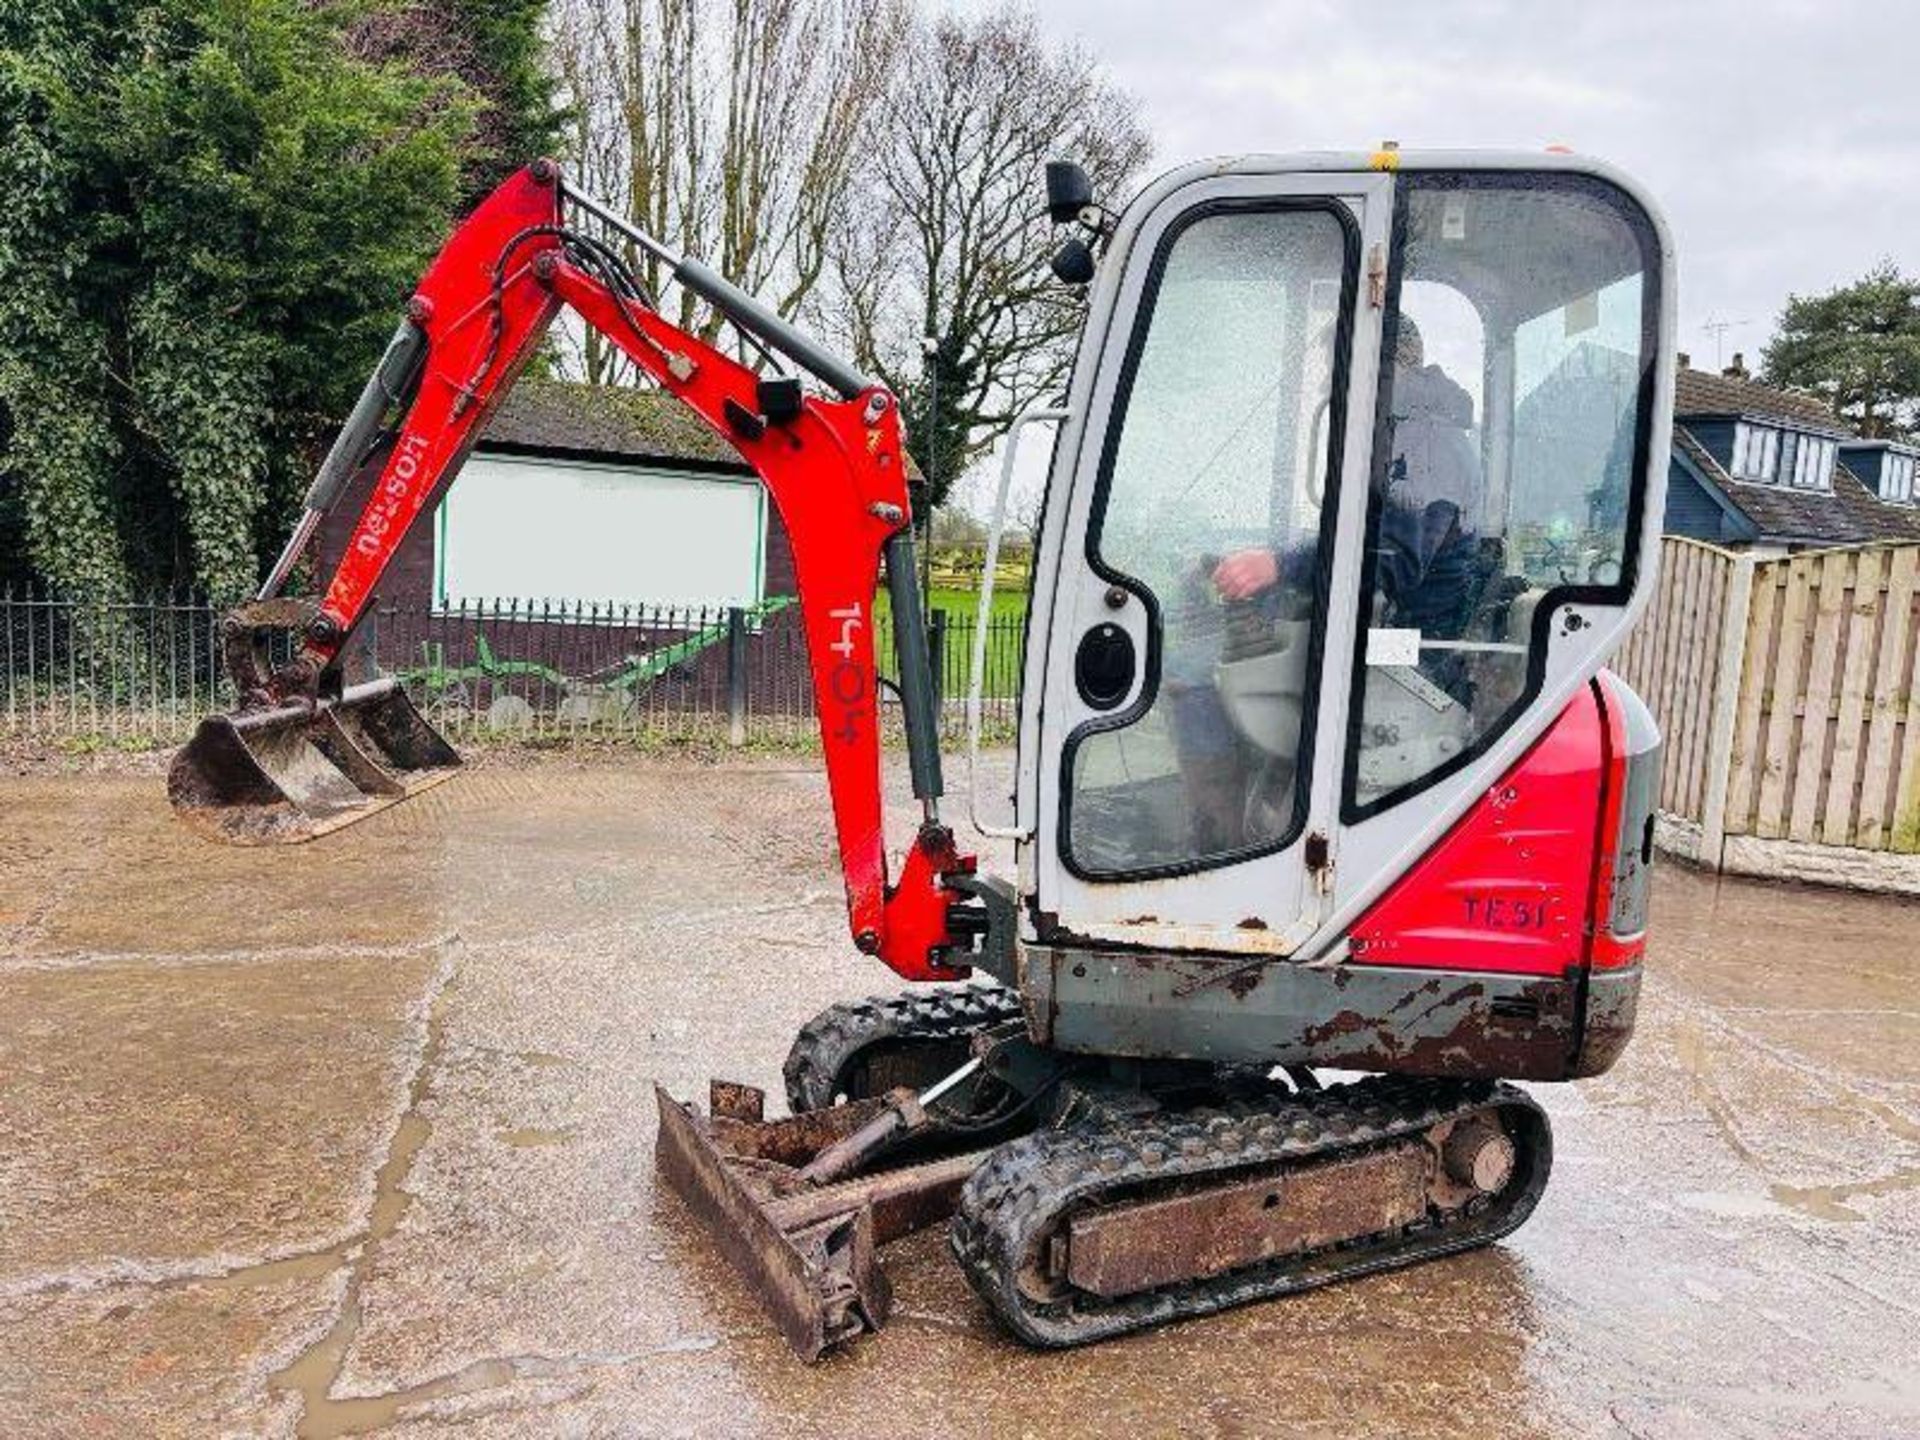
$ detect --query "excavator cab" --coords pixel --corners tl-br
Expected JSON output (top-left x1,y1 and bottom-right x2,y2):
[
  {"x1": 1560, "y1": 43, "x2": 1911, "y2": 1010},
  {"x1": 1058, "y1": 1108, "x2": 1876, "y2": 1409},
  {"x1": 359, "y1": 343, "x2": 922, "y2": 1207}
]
[
  {"x1": 168, "y1": 150, "x2": 1673, "y2": 1359},
  {"x1": 999, "y1": 156, "x2": 1671, "y2": 1075}
]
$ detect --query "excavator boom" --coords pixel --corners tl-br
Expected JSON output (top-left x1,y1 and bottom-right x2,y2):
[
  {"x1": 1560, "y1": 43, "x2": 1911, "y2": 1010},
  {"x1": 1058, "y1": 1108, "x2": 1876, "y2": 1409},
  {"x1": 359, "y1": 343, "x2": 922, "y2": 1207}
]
[{"x1": 170, "y1": 162, "x2": 969, "y2": 984}]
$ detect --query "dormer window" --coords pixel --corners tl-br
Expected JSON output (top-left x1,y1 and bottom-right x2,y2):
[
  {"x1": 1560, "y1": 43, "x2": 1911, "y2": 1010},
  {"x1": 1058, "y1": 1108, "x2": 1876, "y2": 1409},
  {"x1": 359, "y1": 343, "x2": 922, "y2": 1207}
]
[
  {"x1": 1731, "y1": 422, "x2": 1779, "y2": 481},
  {"x1": 1785, "y1": 432, "x2": 1835, "y2": 491},
  {"x1": 1885, "y1": 451, "x2": 1917, "y2": 505},
  {"x1": 1730, "y1": 421, "x2": 1834, "y2": 490}
]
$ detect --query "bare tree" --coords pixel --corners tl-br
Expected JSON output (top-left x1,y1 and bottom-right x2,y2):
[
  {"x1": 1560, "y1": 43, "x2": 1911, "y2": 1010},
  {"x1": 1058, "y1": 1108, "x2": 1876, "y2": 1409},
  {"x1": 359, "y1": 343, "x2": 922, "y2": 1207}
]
[
  {"x1": 828, "y1": 7, "x2": 1151, "y2": 505},
  {"x1": 550, "y1": 0, "x2": 907, "y2": 384}
]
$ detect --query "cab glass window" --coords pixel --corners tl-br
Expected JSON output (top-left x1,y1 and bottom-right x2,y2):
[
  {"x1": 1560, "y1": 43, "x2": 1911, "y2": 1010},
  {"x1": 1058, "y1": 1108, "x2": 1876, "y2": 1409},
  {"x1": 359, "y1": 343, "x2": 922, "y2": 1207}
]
[
  {"x1": 1066, "y1": 203, "x2": 1355, "y2": 876},
  {"x1": 1346, "y1": 173, "x2": 1658, "y2": 817}
]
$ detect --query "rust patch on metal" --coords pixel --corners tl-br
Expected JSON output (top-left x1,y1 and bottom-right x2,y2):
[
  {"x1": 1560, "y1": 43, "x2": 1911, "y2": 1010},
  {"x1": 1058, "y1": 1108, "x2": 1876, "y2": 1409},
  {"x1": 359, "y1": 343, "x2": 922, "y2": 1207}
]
[
  {"x1": 710, "y1": 1094, "x2": 892, "y2": 1166},
  {"x1": 1301, "y1": 1007, "x2": 1372, "y2": 1043},
  {"x1": 654, "y1": 1085, "x2": 886, "y2": 1360},
  {"x1": 1065, "y1": 1144, "x2": 1428, "y2": 1298},
  {"x1": 796, "y1": 1089, "x2": 924, "y2": 1187},
  {"x1": 1037, "y1": 941, "x2": 1580, "y2": 1080},
  {"x1": 1125, "y1": 950, "x2": 1174, "y2": 971},
  {"x1": 1028, "y1": 902, "x2": 1065, "y2": 944},
  {"x1": 1571, "y1": 965, "x2": 1641, "y2": 1077},
  {"x1": 709, "y1": 1080, "x2": 765, "y2": 1123},
  {"x1": 766, "y1": 1151, "x2": 982, "y2": 1243},
  {"x1": 1236, "y1": 916, "x2": 1269, "y2": 931},
  {"x1": 1441, "y1": 1115, "x2": 1516, "y2": 1193},
  {"x1": 654, "y1": 1083, "x2": 993, "y2": 1361},
  {"x1": 1224, "y1": 968, "x2": 1263, "y2": 1001},
  {"x1": 1291, "y1": 974, "x2": 1575, "y2": 1079}
]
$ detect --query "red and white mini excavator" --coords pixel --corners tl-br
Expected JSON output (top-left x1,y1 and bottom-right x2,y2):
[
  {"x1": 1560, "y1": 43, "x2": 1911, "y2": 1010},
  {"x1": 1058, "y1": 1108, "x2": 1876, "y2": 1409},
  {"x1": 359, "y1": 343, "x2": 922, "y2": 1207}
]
[{"x1": 172, "y1": 149, "x2": 1673, "y2": 1358}]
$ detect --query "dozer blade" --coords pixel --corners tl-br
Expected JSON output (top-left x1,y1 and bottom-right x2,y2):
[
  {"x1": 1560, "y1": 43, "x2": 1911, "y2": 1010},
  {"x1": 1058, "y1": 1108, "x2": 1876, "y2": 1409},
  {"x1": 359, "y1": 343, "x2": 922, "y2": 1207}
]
[
  {"x1": 654, "y1": 1081, "x2": 986, "y2": 1362},
  {"x1": 169, "y1": 677, "x2": 460, "y2": 845}
]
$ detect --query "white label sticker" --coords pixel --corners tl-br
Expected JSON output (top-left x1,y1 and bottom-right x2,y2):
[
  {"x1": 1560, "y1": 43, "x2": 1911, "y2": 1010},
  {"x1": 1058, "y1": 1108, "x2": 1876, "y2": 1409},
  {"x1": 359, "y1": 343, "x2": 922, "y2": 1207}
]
[{"x1": 1366, "y1": 627, "x2": 1422, "y2": 667}]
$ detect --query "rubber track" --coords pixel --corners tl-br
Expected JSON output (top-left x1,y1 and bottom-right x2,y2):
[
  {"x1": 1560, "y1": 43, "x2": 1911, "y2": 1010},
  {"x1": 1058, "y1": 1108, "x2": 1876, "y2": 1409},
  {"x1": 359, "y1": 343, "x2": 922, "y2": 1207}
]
[
  {"x1": 949, "y1": 1075, "x2": 1551, "y2": 1348},
  {"x1": 782, "y1": 983, "x2": 1024, "y2": 1114}
]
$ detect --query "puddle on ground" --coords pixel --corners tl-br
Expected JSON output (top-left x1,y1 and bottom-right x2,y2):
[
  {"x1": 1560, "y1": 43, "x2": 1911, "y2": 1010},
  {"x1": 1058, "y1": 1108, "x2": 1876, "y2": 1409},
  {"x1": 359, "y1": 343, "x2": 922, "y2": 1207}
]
[
  {"x1": 268, "y1": 979, "x2": 445, "y2": 1439},
  {"x1": 1677, "y1": 1167, "x2": 1920, "y2": 1225},
  {"x1": 1771, "y1": 1167, "x2": 1920, "y2": 1223},
  {"x1": 264, "y1": 965, "x2": 615, "y2": 1436},
  {"x1": 494, "y1": 1126, "x2": 579, "y2": 1149},
  {"x1": 1674, "y1": 1190, "x2": 1793, "y2": 1221}
]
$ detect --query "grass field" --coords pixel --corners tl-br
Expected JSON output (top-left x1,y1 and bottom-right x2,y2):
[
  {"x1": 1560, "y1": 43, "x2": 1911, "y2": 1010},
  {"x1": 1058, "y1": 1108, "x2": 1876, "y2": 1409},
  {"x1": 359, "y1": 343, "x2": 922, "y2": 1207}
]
[{"x1": 874, "y1": 583, "x2": 1029, "y2": 625}]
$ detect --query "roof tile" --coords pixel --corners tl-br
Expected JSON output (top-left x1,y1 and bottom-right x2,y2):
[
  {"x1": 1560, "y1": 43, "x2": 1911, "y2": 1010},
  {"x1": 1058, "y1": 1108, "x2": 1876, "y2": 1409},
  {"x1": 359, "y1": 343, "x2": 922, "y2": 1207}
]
[
  {"x1": 481, "y1": 377, "x2": 751, "y2": 469},
  {"x1": 1674, "y1": 423, "x2": 1920, "y2": 545},
  {"x1": 1673, "y1": 368, "x2": 1843, "y2": 431},
  {"x1": 478, "y1": 376, "x2": 926, "y2": 481}
]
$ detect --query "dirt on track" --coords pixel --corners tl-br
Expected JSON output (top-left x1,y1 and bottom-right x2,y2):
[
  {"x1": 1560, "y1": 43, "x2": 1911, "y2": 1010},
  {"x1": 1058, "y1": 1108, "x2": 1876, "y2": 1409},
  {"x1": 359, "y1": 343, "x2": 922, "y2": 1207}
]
[{"x1": 3, "y1": 756, "x2": 1919, "y2": 1438}]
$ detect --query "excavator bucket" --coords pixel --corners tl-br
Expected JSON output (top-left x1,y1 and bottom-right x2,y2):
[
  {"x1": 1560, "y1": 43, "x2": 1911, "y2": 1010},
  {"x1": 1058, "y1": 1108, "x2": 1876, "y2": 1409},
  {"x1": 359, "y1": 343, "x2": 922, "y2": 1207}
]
[
  {"x1": 169, "y1": 677, "x2": 460, "y2": 845},
  {"x1": 169, "y1": 597, "x2": 461, "y2": 844}
]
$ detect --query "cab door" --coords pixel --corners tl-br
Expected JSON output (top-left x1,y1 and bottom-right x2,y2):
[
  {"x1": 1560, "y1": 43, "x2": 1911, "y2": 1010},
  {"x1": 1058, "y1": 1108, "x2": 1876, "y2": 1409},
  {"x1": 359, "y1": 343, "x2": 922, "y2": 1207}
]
[
  {"x1": 1024, "y1": 168, "x2": 1392, "y2": 954},
  {"x1": 1318, "y1": 165, "x2": 1672, "y2": 955}
]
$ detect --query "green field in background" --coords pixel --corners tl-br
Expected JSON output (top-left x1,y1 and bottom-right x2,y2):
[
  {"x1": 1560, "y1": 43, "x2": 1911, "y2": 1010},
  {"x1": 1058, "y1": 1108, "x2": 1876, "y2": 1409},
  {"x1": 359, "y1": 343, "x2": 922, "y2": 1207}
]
[{"x1": 873, "y1": 584, "x2": 1029, "y2": 625}]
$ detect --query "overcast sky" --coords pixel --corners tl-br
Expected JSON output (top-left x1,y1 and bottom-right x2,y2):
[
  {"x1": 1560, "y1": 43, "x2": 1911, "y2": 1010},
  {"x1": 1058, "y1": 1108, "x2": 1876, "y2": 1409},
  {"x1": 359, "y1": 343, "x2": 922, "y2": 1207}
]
[{"x1": 1019, "y1": 0, "x2": 1918, "y2": 371}]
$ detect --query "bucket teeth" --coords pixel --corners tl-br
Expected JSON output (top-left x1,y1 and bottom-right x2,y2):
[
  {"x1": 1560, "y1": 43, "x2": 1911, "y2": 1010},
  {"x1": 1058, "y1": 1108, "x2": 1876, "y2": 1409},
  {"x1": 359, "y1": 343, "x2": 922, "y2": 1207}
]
[{"x1": 168, "y1": 679, "x2": 459, "y2": 844}]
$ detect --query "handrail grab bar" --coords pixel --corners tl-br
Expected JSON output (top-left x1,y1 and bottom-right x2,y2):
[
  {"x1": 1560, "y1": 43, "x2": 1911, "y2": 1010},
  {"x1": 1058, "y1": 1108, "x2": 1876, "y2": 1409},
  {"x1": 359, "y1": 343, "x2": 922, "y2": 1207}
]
[{"x1": 968, "y1": 407, "x2": 1069, "y2": 840}]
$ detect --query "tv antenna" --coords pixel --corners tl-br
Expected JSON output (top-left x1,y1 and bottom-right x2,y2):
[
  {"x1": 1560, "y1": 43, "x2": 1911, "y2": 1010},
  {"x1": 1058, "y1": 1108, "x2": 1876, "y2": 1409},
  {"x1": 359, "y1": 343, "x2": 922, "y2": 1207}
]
[{"x1": 1701, "y1": 317, "x2": 1750, "y2": 369}]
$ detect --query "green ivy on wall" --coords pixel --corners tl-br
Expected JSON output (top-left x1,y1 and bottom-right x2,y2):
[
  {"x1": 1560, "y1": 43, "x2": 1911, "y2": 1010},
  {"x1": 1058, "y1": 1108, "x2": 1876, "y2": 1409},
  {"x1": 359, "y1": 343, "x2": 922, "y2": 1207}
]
[{"x1": 0, "y1": 0, "x2": 556, "y2": 600}]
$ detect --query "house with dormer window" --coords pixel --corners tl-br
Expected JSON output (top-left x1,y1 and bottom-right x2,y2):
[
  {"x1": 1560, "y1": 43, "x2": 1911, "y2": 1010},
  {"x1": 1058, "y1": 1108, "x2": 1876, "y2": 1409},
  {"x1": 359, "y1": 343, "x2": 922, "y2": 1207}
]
[
  {"x1": 1663, "y1": 356, "x2": 1920, "y2": 552},
  {"x1": 1843, "y1": 439, "x2": 1920, "y2": 507}
]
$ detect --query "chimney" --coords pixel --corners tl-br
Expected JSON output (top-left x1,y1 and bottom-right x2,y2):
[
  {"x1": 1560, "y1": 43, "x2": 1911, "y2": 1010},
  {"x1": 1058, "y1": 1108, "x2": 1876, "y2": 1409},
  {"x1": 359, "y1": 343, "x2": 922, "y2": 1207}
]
[
  {"x1": 1676, "y1": 351, "x2": 1691, "y2": 370},
  {"x1": 1723, "y1": 352, "x2": 1749, "y2": 381}
]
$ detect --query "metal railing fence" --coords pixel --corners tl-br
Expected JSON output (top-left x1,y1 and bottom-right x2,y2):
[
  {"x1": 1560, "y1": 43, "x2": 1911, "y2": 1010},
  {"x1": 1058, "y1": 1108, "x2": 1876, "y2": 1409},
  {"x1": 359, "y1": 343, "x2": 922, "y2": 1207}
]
[{"x1": 0, "y1": 590, "x2": 1027, "y2": 749}]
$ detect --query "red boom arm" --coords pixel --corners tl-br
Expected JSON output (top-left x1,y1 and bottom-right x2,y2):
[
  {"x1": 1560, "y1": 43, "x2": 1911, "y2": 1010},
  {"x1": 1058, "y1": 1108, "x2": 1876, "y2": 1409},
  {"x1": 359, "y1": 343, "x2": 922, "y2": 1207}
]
[{"x1": 301, "y1": 164, "x2": 969, "y2": 982}]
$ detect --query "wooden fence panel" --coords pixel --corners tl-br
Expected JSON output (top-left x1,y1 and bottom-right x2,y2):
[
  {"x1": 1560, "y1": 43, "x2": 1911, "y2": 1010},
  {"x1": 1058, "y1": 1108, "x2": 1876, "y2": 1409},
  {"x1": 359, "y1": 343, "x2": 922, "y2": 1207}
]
[
  {"x1": 1618, "y1": 537, "x2": 1920, "y2": 858},
  {"x1": 1661, "y1": 544, "x2": 1697, "y2": 813},
  {"x1": 1823, "y1": 547, "x2": 1882, "y2": 846},
  {"x1": 1622, "y1": 549, "x2": 1667, "y2": 802},
  {"x1": 1680, "y1": 551, "x2": 1729, "y2": 817},
  {"x1": 1789, "y1": 550, "x2": 1849, "y2": 843},
  {"x1": 1857, "y1": 547, "x2": 1916, "y2": 846},
  {"x1": 1612, "y1": 538, "x2": 1736, "y2": 824},
  {"x1": 1892, "y1": 579, "x2": 1920, "y2": 852},
  {"x1": 1865, "y1": 548, "x2": 1918, "y2": 853},
  {"x1": 1756, "y1": 556, "x2": 1815, "y2": 840},
  {"x1": 1724, "y1": 558, "x2": 1778, "y2": 837}
]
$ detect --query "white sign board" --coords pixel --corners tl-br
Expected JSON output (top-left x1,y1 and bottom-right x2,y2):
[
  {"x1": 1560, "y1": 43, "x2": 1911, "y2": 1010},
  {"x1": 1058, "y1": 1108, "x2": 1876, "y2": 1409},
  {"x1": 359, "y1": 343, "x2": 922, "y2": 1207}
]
[{"x1": 435, "y1": 453, "x2": 766, "y2": 615}]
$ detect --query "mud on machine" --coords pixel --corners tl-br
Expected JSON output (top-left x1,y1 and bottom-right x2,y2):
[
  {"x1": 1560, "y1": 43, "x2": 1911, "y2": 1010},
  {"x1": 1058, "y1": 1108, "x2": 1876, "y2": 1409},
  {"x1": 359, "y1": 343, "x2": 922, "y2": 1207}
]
[{"x1": 171, "y1": 147, "x2": 1672, "y2": 1357}]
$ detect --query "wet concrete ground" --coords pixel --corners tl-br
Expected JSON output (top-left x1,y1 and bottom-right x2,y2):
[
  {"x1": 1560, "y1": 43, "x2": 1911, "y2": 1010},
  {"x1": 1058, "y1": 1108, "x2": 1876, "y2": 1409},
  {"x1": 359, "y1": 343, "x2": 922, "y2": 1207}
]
[{"x1": 3, "y1": 755, "x2": 1918, "y2": 1438}]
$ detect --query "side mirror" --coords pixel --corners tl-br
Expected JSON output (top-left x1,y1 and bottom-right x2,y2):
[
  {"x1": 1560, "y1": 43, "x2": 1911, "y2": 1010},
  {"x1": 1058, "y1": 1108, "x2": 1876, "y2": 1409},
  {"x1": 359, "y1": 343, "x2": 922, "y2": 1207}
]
[
  {"x1": 1045, "y1": 160, "x2": 1094, "y2": 226},
  {"x1": 1050, "y1": 237, "x2": 1095, "y2": 286}
]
